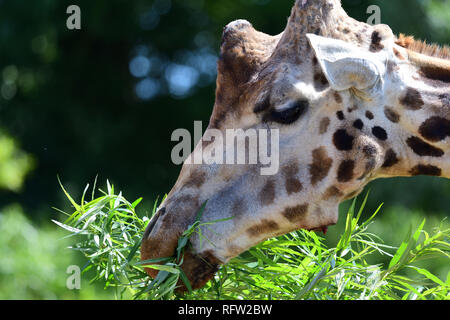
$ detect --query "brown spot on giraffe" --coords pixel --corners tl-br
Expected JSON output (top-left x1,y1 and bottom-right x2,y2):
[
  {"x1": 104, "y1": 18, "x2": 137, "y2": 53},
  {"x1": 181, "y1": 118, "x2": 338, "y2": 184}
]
[
  {"x1": 372, "y1": 126, "x2": 388, "y2": 141},
  {"x1": 309, "y1": 147, "x2": 333, "y2": 185},
  {"x1": 419, "y1": 116, "x2": 450, "y2": 142},
  {"x1": 260, "y1": 178, "x2": 276, "y2": 206},
  {"x1": 285, "y1": 177, "x2": 303, "y2": 195},
  {"x1": 337, "y1": 160, "x2": 355, "y2": 182},
  {"x1": 319, "y1": 117, "x2": 330, "y2": 134},
  {"x1": 365, "y1": 111, "x2": 374, "y2": 120},
  {"x1": 384, "y1": 106, "x2": 400, "y2": 123},
  {"x1": 282, "y1": 203, "x2": 309, "y2": 223},
  {"x1": 323, "y1": 186, "x2": 344, "y2": 200},
  {"x1": 333, "y1": 129, "x2": 354, "y2": 151},
  {"x1": 369, "y1": 31, "x2": 384, "y2": 52},
  {"x1": 232, "y1": 198, "x2": 247, "y2": 217},
  {"x1": 184, "y1": 170, "x2": 207, "y2": 189},
  {"x1": 282, "y1": 162, "x2": 303, "y2": 195},
  {"x1": 410, "y1": 164, "x2": 442, "y2": 176},
  {"x1": 247, "y1": 219, "x2": 280, "y2": 237},
  {"x1": 406, "y1": 136, "x2": 444, "y2": 157},
  {"x1": 353, "y1": 119, "x2": 364, "y2": 130},
  {"x1": 333, "y1": 91, "x2": 343, "y2": 104},
  {"x1": 400, "y1": 87, "x2": 424, "y2": 110},
  {"x1": 419, "y1": 65, "x2": 450, "y2": 83},
  {"x1": 382, "y1": 149, "x2": 399, "y2": 168}
]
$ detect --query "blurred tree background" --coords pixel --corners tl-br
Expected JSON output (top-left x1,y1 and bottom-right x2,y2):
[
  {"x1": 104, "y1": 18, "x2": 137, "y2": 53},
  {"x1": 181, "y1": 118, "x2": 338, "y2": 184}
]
[{"x1": 0, "y1": 0, "x2": 448, "y2": 299}]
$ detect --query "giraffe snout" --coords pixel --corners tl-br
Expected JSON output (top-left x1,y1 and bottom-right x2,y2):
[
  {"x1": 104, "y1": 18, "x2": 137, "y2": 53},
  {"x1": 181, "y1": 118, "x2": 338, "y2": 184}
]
[
  {"x1": 140, "y1": 197, "x2": 224, "y2": 291},
  {"x1": 140, "y1": 206, "x2": 180, "y2": 280}
]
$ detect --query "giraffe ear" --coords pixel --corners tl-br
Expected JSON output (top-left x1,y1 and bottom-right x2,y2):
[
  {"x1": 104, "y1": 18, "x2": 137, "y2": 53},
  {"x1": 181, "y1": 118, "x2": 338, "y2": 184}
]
[{"x1": 306, "y1": 34, "x2": 385, "y2": 92}]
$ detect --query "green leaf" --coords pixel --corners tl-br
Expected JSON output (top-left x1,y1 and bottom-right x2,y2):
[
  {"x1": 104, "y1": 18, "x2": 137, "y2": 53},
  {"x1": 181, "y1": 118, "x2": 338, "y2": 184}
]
[
  {"x1": 140, "y1": 264, "x2": 180, "y2": 274},
  {"x1": 131, "y1": 197, "x2": 143, "y2": 209},
  {"x1": 176, "y1": 236, "x2": 189, "y2": 261},
  {"x1": 388, "y1": 225, "x2": 413, "y2": 270},
  {"x1": 195, "y1": 200, "x2": 208, "y2": 223},
  {"x1": 125, "y1": 239, "x2": 142, "y2": 264},
  {"x1": 91, "y1": 174, "x2": 98, "y2": 201},
  {"x1": 135, "y1": 257, "x2": 172, "y2": 265},
  {"x1": 52, "y1": 219, "x2": 83, "y2": 233},
  {"x1": 57, "y1": 176, "x2": 80, "y2": 212},
  {"x1": 410, "y1": 266, "x2": 446, "y2": 286},
  {"x1": 179, "y1": 269, "x2": 193, "y2": 294}
]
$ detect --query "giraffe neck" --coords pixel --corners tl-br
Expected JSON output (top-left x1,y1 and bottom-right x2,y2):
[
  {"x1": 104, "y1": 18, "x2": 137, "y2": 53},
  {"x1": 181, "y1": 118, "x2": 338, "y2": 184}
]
[{"x1": 378, "y1": 56, "x2": 450, "y2": 179}]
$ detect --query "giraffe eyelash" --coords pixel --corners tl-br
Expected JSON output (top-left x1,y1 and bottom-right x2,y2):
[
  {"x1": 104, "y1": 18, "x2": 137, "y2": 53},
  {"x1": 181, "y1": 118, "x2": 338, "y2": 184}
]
[{"x1": 264, "y1": 100, "x2": 309, "y2": 125}]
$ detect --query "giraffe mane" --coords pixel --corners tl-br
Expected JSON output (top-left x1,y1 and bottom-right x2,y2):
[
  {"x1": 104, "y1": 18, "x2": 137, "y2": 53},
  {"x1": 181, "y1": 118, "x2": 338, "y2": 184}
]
[{"x1": 396, "y1": 33, "x2": 450, "y2": 61}]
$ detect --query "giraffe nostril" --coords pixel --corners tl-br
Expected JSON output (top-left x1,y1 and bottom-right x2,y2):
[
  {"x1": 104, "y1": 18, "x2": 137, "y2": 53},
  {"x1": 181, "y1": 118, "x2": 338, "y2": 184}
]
[{"x1": 142, "y1": 207, "x2": 166, "y2": 240}]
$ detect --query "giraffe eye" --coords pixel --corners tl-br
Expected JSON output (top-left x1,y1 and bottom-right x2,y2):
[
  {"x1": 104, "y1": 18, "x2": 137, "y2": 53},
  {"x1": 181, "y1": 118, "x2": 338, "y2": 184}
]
[{"x1": 265, "y1": 100, "x2": 309, "y2": 124}]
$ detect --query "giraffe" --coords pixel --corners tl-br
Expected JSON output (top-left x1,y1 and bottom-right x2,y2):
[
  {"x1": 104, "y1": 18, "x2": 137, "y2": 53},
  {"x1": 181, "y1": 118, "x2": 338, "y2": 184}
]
[{"x1": 141, "y1": 0, "x2": 450, "y2": 290}]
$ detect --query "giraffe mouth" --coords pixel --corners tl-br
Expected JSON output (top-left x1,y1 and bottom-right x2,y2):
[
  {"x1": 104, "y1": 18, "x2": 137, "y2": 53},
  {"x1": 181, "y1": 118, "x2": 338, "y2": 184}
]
[
  {"x1": 309, "y1": 219, "x2": 339, "y2": 235},
  {"x1": 141, "y1": 241, "x2": 222, "y2": 291},
  {"x1": 176, "y1": 249, "x2": 222, "y2": 291},
  {"x1": 140, "y1": 208, "x2": 223, "y2": 291},
  {"x1": 309, "y1": 226, "x2": 329, "y2": 234}
]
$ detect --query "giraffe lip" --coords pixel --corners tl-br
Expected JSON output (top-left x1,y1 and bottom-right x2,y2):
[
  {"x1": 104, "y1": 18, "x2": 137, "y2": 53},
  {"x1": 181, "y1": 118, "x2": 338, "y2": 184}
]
[
  {"x1": 141, "y1": 225, "x2": 223, "y2": 291},
  {"x1": 309, "y1": 225, "x2": 329, "y2": 234},
  {"x1": 140, "y1": 246, "x2": 222, "y2": 292},
  {"x1": 176, "y1": 249, "x2": 222, "y2": 292}
]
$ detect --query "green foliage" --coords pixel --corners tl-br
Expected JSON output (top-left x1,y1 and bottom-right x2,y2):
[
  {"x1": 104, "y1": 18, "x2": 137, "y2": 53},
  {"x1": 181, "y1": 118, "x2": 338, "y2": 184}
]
[
  {"x1": 359, "y1": 205, "x2": 450, "y2": 280},
  {"x1": 0, "y1": 204, "x2": 110, "y2": 299},
  {"x1": 0, "y1": 131, "x2": 34, "y2": 192},
  {"x1": 54, "y1": 183, "x2": 450, "y2": 300},
  {"x1": 426, "y1": 0, "x2": 450, "y2": 42}
]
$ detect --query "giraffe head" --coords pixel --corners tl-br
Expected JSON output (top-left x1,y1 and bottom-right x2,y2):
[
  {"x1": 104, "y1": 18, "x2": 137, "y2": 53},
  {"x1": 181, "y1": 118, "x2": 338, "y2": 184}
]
[{"x1": 141, "y1": 0, "x2": 450, "y2": 289}]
